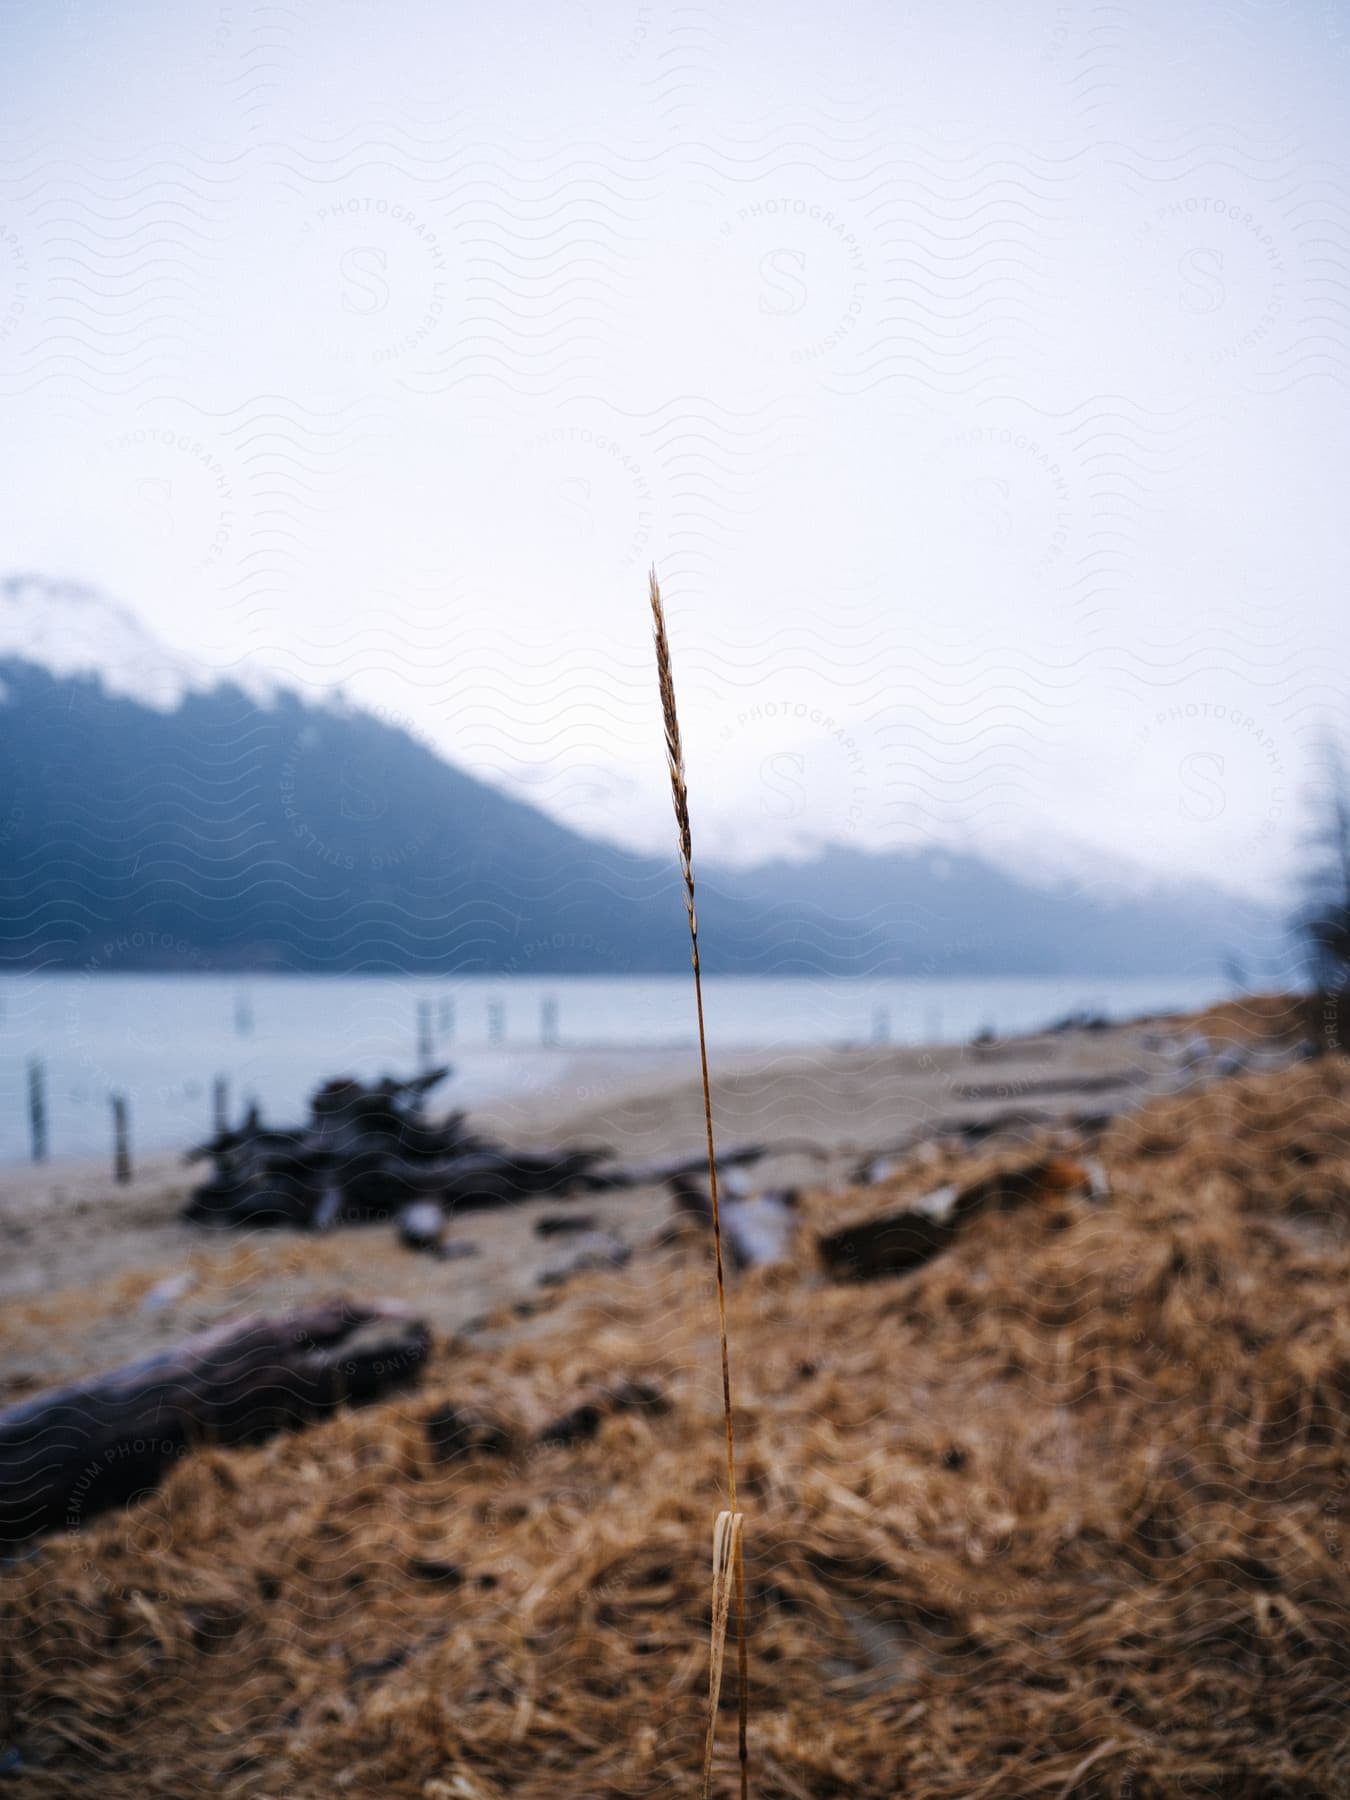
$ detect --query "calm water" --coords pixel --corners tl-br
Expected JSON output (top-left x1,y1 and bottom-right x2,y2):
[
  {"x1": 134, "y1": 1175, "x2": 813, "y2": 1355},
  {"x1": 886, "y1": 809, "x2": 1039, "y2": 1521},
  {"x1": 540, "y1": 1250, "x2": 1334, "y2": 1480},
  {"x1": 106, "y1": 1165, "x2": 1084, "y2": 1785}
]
[{"x1": 0, "y1": 971, "x2": 1229, "y2": 1164}]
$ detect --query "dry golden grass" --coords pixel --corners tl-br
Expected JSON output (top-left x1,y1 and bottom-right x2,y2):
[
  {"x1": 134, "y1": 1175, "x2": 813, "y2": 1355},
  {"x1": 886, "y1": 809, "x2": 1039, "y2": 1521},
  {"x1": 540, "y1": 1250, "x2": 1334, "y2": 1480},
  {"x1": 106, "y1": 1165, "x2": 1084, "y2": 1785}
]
[
  {"x1": 3, "y1": 1056, "x2": 1350, "y2": 1796},
  {"x1": 1182, "y1": 991, "x2": 1311, "y2": 1050}
]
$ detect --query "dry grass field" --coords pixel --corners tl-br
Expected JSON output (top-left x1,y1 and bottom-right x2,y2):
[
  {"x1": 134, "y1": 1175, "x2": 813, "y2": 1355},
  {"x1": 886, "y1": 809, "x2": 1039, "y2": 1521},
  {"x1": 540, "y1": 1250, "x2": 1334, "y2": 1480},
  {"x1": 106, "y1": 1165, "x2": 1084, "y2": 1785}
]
[{"x1": 3, "y1": 1002, "x2": 1347, "y2": 1796}]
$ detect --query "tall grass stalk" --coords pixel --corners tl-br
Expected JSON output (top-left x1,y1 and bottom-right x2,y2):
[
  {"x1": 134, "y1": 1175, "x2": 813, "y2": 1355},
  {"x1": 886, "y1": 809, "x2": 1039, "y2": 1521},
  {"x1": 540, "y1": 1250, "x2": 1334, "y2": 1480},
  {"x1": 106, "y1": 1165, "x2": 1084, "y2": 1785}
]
[{"x1": 647, "y1": 567, "x2": 749, "y2": 1800}]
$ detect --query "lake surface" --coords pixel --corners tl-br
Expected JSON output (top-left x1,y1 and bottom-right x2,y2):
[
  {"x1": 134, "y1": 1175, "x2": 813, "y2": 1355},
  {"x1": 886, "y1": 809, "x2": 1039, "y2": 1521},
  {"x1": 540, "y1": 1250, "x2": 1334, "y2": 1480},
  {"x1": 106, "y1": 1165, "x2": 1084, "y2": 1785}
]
[{"x1": 0, "y1": 971, "x2": 1229, "y2": 1164}]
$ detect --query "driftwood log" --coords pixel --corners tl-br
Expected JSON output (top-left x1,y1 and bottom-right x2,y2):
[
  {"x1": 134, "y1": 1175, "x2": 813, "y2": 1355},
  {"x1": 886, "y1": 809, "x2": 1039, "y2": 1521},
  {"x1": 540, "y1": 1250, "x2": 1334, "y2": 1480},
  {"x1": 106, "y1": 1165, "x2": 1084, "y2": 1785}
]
[
  {"x1": 596, "y1": 1142, "x2": 768, "y2": 1190},
  {"x1": 955, "y1": 1073, "x2": 1132, "y2": 1102},
  {"x1": 819, "y1": 1155, "x2": 1090, "y2": 1282},
  {"x1": 534, "y1": 1213, "x2": 601, "y2": 1238},
  {"x1": 186, "y1": 1066, "x2": 784, "y2": 1234},
  {"x1": 185, "y1": 1067, "x2": 613, "y2": 1230},
  {"x1": 0, "y1": 1300, "x2": 429, "y2": 1546}
]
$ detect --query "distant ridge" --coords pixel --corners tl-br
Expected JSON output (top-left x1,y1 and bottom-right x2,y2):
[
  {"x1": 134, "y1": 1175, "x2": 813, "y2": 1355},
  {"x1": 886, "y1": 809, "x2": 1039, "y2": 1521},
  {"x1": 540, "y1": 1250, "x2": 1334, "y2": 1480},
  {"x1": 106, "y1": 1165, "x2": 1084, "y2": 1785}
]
[{"x1": 0, "y1": 580, "x2": 1283, "y2": 977}]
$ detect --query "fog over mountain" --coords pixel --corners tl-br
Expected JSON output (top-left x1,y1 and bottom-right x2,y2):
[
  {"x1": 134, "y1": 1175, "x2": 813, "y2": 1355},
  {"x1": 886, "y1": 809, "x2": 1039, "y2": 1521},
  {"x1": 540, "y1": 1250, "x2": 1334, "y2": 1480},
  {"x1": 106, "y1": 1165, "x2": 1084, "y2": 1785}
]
[{"x1": 0, "y1": 579, "x2": 1285, "y2": 978}]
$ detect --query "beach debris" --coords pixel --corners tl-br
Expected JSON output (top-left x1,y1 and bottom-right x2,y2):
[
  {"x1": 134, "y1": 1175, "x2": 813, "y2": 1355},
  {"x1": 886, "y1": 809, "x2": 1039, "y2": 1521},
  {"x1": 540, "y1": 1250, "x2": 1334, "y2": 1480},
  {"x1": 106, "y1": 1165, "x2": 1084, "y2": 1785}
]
[
  {"x1": 140, "y1": 1270, "x2": 198, "y2": 1313},
  {"x1": 593, "y1": 1142, "x2": 769, "y2": 1191},
  {"x1": 1082, "y1": 1156, "x2": 1111, "y2": 1201},
  {"x1": 819, "y1": 1154, "x2": 1091, "y2": 1282},
  {"x1": 724, "y1": 1190, "x2": 799, "y2": 1268},
  {"x1": 851, "y1": 1107, "x2": 1123, "y2": 1187},
  {"x1": 423, "y1": 1403, "x2": 515, "y2": 1463},
  {"x1": 538, "y1": 1230, "x2": 632, "y2": 1287},
  {"x1": 668, "y1": 1170, "x2": 716, "y2": 1227},
  {"x1": 183, "y1": 1067, "x2": 612, "y2": 1229},
  {"x1": 1045, "y1": 1008, "x2": 1112, "y2": 1033},
  {"x1": 667, "y1": 1173, "x2": 799, "y2": 1271},
  {"x1": 535, "y1": 1378, "x2": 668, "y2": 1448},
  {"x1": 1158, "y1": 1028, "x2": 1310, "y2": 1094},
  {"x1": 950, "y1": 1106, "x2": 1106, "y2": 1143},
  {"x1": 437, "y1": 1238, "x2": 480, "y2": 1262},
  {"x1": 397, "y1": 1200, "x2": 446, "y2": 1252},
  {"x1": 534, "y1": 1212, "x2": 600, "y2": 1237},
  {"x1": 0, "y1": 1299, "x2": 430, "y2": 1545},
  {"x1": 956, "y1": 1072, "x2": 1133, "y2": 1102},
  {"x1": 421, "y1": 1378, "x2": 667, "y2": 1467},
  {"x1": 856, "y1": 1154, "x2": 900, "y2": 1186},
  {"x1": 817, "y1": 1196, "x2": 950, "y2": 1282},
  {"x1": 435, "y1": 1147, "x2": 612, "y2": 1210}
]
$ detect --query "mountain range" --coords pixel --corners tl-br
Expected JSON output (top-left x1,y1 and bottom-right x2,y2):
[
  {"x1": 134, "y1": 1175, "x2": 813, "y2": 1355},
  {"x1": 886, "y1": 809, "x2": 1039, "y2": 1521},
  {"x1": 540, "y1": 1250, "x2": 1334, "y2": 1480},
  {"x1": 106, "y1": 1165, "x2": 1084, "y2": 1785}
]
[{"x1": 0, "y1": 576, "x2": 1285, "y2": 977}]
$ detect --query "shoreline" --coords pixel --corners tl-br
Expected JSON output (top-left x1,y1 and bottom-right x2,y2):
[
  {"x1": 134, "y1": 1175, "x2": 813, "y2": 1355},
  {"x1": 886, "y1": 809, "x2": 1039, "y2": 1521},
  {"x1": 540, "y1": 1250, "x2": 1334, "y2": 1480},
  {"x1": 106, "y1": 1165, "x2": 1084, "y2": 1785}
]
[
  {"x1": 0, "y1": 1012, "x2": 1213, "y2": 1396},
  {"x1": 0, "y1": 991, "x2": 1307, "y2": 1400},
  {"x1": 0, "y1": 970, "x2": 1235, "y2": 1164}
]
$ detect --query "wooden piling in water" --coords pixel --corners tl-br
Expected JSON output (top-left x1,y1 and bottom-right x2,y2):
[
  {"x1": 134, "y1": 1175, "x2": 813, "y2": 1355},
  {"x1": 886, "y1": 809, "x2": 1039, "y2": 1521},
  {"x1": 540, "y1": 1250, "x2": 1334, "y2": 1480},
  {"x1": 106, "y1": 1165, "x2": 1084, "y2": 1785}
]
[
  {"x1": 111, "y1": 1092, "x2": 131, "y2": 1185},
  {"x1": 27, "y1": 1058, "x2": 47, "y2": 1164}
]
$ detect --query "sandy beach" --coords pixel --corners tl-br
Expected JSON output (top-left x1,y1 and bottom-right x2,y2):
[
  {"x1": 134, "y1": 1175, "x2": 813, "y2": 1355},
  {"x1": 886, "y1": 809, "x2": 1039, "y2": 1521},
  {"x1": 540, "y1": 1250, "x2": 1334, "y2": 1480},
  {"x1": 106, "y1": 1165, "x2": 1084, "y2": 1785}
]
[{"x1": 0, "y1": 1015, "x2": 1198, "y2": 1397}]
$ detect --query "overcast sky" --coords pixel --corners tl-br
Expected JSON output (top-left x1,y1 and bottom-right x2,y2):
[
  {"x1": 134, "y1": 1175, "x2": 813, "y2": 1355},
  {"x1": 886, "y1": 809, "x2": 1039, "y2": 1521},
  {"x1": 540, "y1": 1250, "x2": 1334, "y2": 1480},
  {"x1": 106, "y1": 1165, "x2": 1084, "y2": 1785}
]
[{"x1": 2, "y1": 0, "x2": 1347, "y2": 898}]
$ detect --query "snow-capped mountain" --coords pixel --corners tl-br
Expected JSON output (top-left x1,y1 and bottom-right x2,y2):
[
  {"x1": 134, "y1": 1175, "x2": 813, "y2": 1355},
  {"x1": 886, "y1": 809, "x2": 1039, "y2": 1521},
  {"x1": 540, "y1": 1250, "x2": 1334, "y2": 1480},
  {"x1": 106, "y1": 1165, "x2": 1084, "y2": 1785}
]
[
  {"x1": 0, "y1": 574, "x2": 1289, "y2": 977},
  {"x1": 0, "y1": 573, "x2": 274, "y2": 711}
]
